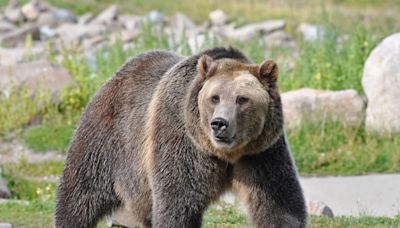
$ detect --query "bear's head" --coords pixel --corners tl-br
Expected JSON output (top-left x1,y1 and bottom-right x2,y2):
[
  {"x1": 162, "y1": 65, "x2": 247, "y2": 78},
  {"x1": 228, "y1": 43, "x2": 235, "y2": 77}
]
[{"x1": 185, "y1": 53, "x2": 283, "y2": 163}]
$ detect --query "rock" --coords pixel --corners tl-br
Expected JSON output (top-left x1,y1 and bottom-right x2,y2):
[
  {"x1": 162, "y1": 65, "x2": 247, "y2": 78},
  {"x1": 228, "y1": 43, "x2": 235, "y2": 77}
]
[
  {"x1": 0, "y1": 60, "x2": 74, "y2": 101},
  {"x1": 0, "y1": 176, "x2": 11, "y2": 199},
  {"x1": 78, "y1": 13, "x2": 95, "y2": 25},
  {"x1": 93, "y1": 5, "x2": 119, "y2": 25},
  {"x1": 298, "y1": 23, "x2": 325, "y2": 42},
  {"x1": 0, "y1": 223, "x2": 13, "y2": 228},
  {"x1": 119, "y1": 15, "x2": 142, "y2": 31},
  {"x1": 307, "y1": 201, "x2": 334, "y2": 217},
  {"x1": 145, "y1": 10, "x2": 165, "y2": 26},
  {"x1": 168, "y1": 13, "x2": 197, "y2": 43},
  {"x1": 4, "y1": 0, "x2": 23, "y2": 23},
  {"x1": 0, "y1": 45, "x2": 45, "y2": 66},
  {"x1": 37, "y1": 8, "x2": 77, "y2": 27},
  {"x1": 21, "y1": 0, "x2": 46, "y2": 21},
  {"x1": 263, "y1": 30, "x2": 296, "y2": 49},
  {"x1": 225, "y1": 19, "x2": 286, "y2": 42},
  {"x1": 56, "y1": 23, "x2": 106, "y2": 47},
  {"x1": 39, "y1": 25, "x2": 57, "y2": 39},
  {"x1": 0, "y1": 20, "x2": 17, "y2": 33},
  {"x1": 282, "y1": 89, "x2": 366, "y2": 129},
  {"x1": 362, "y1": 33, "x2": 400, "y2": 133},
  {"x1": 81, "y1": 35, "x2": 105, "y2": 50},
  {"x1": 209, "y1": 9, "x2": 228, "y2": 26},
  {"x1": 0, "y1": 24, "x2": 40, "y2": 46}
]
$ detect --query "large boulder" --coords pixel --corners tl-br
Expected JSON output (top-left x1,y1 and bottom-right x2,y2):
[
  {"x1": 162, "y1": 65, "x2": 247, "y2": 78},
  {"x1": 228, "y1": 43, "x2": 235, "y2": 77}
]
[
  {"x1": 362, "y1": 33, "x2": 400, "y2": 133},
  {"x1": 0, "y1": 60, "x2": 74, "y2": 101},
  {"x1": 0, "y1": 20, "x2": 17, "y2": 33},
  {"x1": 282, "y1": 88, "x2": 366, "y2": 129}
]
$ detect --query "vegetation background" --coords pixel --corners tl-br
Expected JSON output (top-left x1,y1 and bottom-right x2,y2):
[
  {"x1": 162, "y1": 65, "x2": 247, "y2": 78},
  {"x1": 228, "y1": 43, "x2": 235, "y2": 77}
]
[{"x1": 0, "y1": 0, "x2": 400, "y2": 227}]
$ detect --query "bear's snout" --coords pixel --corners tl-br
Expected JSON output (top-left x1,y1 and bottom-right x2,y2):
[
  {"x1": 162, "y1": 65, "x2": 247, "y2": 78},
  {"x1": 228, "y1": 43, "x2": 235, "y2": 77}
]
[{"x1": 211, "y1": 117, "x2": 229, "y2": 135}]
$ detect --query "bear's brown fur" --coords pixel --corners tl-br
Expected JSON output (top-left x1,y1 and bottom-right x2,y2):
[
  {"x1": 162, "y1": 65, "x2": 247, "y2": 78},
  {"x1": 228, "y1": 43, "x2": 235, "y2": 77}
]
[{"x1": 55, "y1": 47, "x2": 307, "y2": 228}]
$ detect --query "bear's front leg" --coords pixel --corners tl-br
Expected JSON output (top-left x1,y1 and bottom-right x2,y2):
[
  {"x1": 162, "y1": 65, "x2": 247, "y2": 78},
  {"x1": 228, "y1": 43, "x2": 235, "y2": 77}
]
[
  {"x1": 150, "y1": 147, "x2": 231, "y2": 228},
  {"x1": 233, "y1": 136, "x2": 307, "y2": 228}
]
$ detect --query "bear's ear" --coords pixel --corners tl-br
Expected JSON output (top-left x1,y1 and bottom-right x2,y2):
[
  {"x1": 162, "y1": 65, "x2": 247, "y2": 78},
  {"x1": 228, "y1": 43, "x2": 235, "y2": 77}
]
[
  {"x1": 197, "y1": 55, "x2": 214, "y2": 80},
  {"x1": 258, "y1": 60, "x2": 279, "y2": 86}
]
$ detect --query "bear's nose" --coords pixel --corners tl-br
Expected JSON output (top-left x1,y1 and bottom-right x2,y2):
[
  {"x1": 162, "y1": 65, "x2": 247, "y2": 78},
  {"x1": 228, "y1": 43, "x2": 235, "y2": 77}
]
[{"x1": 211, "y1": 118, "x2": 229, "y2": 132}]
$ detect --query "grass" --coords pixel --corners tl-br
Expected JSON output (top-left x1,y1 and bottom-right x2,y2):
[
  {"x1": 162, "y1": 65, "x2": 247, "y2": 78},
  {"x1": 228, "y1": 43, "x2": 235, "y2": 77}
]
[
  {"x1": 24, "y1": 125, "x2": 75, "y2": 152},
  {"x1": 1, "y1": 198, "x2": 399, "y2": 227},
  {"x1": 288, "y1": 121, "x2": 400, "y2": 176}
]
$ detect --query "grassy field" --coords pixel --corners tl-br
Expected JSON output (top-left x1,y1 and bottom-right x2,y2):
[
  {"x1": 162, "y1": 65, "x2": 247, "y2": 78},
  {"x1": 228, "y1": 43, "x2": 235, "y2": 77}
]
[{"x1": 1, "y1": 0, "x2": 400, "y2": 226}]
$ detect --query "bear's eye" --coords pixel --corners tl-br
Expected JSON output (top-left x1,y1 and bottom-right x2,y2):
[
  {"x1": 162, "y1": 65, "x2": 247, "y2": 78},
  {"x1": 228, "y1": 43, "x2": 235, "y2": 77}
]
[
  {"x1": 210, "y1": 95, "x2": 220, "y2": 104},
  {"x1": 237, "y1": 96, "x2": 249, "y2": 105}
]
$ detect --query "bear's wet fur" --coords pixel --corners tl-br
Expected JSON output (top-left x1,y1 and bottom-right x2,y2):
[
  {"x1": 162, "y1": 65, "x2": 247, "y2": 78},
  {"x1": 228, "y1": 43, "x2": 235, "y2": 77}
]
[{"x1": 55, "y1": 47, "x2": 307, "y2": 228}]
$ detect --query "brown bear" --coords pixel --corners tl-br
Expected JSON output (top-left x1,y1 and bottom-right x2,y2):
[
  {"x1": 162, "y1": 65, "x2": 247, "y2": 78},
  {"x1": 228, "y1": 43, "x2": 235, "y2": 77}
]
[{"x1": 55, "y1": 47, "x2": 307, "y2": 228}]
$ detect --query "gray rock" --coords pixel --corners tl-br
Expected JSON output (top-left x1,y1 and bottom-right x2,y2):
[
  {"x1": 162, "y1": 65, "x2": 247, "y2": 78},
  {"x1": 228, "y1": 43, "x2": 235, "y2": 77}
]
[
  {"x1": 282, "y1": 89, "x2": 366, "y2": 129},
  {"x1": 56, "y1": 23, "x2": 106, "y2": 47},
  {"x1": 21, "y1": 0, "x2": 46, "y2": 21},
  {"x1": 362, "y1": 33, "x2": 400, "y2": 133},
  {"x1": 0, "y1": 24, "x2": 40, "y2": 46},
  {"x1": 119, "y1": 14, "x2": 141, "y2": 31},
  {"x1": 225, "y1": 19, "x2": 286, "y2": 42},
  {"x1": 298, "y1": 23, "x2": 325, "y2": 42},
  {"x1": 0, "y1": 45, "x2": 45, "y2": 66},
  {"x1": 0, "y1": 176, "x2": 11, "y2": 199},
  {"x1": 4, "y1": 0, "x2": 23, "y2": 23},
  {"x1": 0, "y1": 60, "x2": 74, "y2": 101},
  {"x1": 93, "y1": 5, "x2": 119, "y2": 25},
  {"x1": 39, "y1": 25, "x2": 57, "y2": 39},
  {"x1": 209, "y1": 9, "x2": 228, "y2": 26},
  {"x1": 81, "y1": 35, "x2": 105, "y2": 50},
  {"x1": 263, "y1": 30, "x2": 296, "y2": 49},
  {"x1": 168, "y1": 13, "x2": 197, "y2": 43},
  {"x1": 78, "y1": 13, "x2": 95, "y2": 25},
  {"x1": 0, "y1": 223, "x2": 13, "y2": 228},
  {"x1": 37, "y1": 8, "x2": 77, "y2": 27},
  {"x1": 145, "y1": 10, "x2": 165, "y2": 25},
  {"x1": 0, "y1": 20, "x2": 17, "y2": 33},
  {"x1": 307, "y1": 201, "x2": 334, "y2": 217}
]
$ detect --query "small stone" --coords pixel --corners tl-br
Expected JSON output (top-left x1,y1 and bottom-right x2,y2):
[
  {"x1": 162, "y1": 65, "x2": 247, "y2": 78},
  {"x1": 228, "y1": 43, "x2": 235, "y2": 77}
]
[
  {"x1": 225, "y1": 20, "x2": 286, "y2": 42},
  {"x1": 0, "y1": 24, "x2": 40, "y2": 47},
  {"x1": 119, "y1": 15, "x2": 142, "y2": 31},
  {"x1": 0, "y1": 20, "x2": 17, "y2": 33},
  {"x1": 78, "y1": 13, "x2": 95, "y2": 25},
  {"x1": 21, "y1": 0, "x2": 44, "y2": 21},
  {"x1": 308, "y1": 201, "x2": 334, "y2": 217},
  {"x1": 93, "y1": 5, "x2": 119, "y2": 25},
  {"x1": 4, "y1": 0, "x2": 23, "y2": 23},
  {"x1": 263, "y1": 30, "x2": 296, "y2": 49},
  {"x1": 145, "y1": 10, "x2": 165, "y2": 25},
  {"x1": 298, "y1": 23, "x2": 325, "y2": 42},
  {"x1": 209, "y1": 9, "x2": 228, "y2": 26}
]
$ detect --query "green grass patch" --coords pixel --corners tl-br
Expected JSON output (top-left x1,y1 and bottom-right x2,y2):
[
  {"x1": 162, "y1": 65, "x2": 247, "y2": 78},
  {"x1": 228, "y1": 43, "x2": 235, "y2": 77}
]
[
  {"x1": 24, "y1": 124, "x2": 75, "y2": 152},
  {"x1": 2, "y1": 161, "x2": 65, "y2": 178},
  {"x1": 289, "y1": 121, "x2": 400, "y2": 176},
  {"x1": 1, "y1": 198, "x2": 399, "y2": 227}
]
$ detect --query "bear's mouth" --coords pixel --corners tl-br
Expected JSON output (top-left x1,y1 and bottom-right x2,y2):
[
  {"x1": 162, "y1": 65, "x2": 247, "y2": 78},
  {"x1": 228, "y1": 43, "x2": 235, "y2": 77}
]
[{"x1": 214, "y1": 136, "x2": 234, "y2": 144}]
